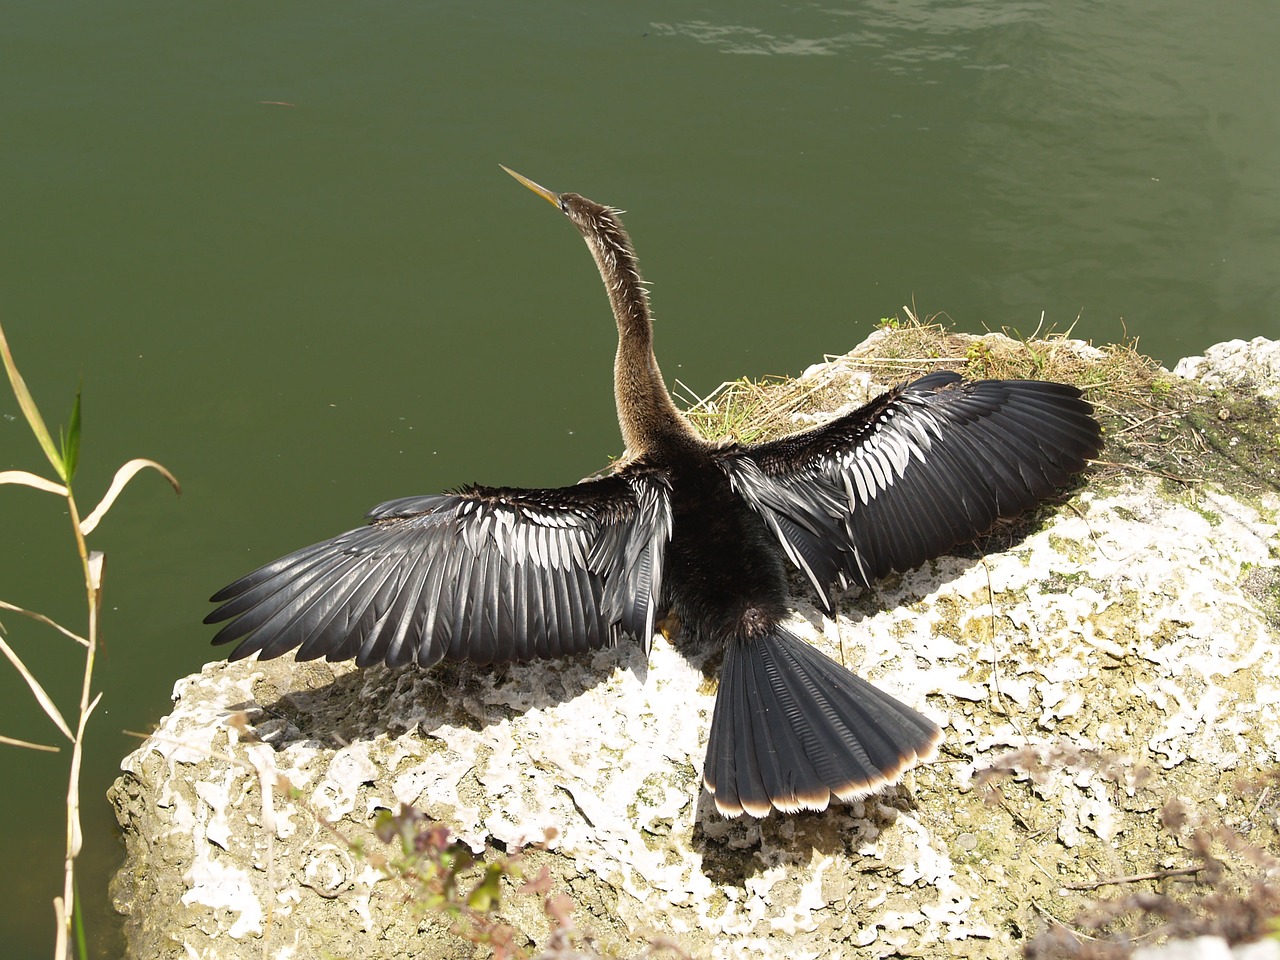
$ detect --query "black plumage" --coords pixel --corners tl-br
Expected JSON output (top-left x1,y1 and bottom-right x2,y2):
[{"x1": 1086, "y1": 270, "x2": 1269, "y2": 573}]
[{"x1": 207, "y1": 168, "x2": 1103, "y2": 817}]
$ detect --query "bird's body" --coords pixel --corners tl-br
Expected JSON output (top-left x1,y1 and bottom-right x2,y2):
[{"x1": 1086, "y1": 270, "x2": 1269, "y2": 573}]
[
  {"x1": 208, "y1": 169, "x2": 1103, "y2": 816},
  {"x1": 663, "y1": 455, "x2": 789, "y2": 646}
]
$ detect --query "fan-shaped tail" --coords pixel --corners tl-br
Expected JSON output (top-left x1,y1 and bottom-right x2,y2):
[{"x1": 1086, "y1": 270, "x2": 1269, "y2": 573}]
[{"x1": 703, "y1": 626, "x2": 940, "y2": 817}]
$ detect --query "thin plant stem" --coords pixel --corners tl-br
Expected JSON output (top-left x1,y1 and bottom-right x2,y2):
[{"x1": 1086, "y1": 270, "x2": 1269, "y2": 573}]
[
  {"x1": 57, "y1": 485, "x2": 106, "y2": 958},
  {"x1": 1, "y1": 319, "x2": 178, "y2": 959}
]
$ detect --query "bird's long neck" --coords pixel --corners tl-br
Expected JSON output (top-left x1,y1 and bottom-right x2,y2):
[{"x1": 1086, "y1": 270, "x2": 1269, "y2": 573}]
[{"x1": 581, "y1": 214, "x2": 697, "y2": 457}]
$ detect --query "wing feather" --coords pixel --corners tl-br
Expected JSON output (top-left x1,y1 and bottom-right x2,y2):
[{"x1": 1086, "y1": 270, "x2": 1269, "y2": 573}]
[
  {"x1": 206, "y1": 469, "x2": 672, "y2": 666},
  {"x1": 716, "y1": 374, "x2": 1102, "y2": 602}
]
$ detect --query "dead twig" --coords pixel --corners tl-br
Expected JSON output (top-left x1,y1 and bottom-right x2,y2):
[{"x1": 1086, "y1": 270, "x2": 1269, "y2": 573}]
[{"x1": 1064, "y1": 866, "x2": 1202, "y2": 891}]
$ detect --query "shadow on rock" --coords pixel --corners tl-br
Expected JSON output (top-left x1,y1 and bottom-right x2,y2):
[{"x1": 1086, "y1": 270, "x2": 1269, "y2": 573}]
[
  {"x1": 229, "y1": 642, "x2": 648, "y2": 752},
  {"x1": 692, "y1": 784, "x2": 922, "y2": 887}
]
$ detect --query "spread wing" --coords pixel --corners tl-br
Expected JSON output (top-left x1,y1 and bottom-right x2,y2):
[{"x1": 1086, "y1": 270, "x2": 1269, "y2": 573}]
[
  {"x1": 206, "y1": 468, "x2": 672, "y2": 667},
  {"x1": 714, "y1": 372, "x2": 1102, "y2": 605}
]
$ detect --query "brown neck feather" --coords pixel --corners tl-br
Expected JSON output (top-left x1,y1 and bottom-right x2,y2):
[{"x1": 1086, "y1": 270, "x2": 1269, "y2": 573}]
[{"x1": 578, "y1": 208, "x2": 697, "y2": 457}]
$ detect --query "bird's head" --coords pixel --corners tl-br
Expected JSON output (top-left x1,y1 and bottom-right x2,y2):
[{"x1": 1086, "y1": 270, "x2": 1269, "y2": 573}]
[{"x1": 501, "y1": 165, "x2": 623, "y2": 242}]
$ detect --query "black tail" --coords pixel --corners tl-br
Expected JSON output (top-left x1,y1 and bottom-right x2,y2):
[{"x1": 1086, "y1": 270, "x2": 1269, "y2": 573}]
[{"x1": 703, "y1": 626, "x2": 941, "y2": 817}]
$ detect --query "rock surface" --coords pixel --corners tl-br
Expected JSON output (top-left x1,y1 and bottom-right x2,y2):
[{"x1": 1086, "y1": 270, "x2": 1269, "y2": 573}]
[
  {"x1": 1174, "y1": 336, "x2": 1280, "y2": 400},
  {"x1": 109, "y1": 332, "x2": 1280, "y2": 959}
]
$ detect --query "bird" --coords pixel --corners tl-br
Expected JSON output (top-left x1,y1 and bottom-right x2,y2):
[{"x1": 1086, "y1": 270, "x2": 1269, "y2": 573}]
[{"x1": 206, "y1": 166, "x2": 1103, "y2": 818}]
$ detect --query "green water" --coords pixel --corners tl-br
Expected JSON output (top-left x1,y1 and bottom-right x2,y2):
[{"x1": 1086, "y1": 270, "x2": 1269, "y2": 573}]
[{"x1": 2, "y1": 2, "x2": 1277, "y2": 956}]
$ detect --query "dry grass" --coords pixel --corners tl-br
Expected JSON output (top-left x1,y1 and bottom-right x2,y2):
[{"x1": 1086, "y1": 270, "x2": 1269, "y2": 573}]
[
  {"x1": 676, "y1": 311, "x2": 1163, "y2": 447},
  {"x1": 674, "y1": 371, "x2": 856, "y2": 447}
]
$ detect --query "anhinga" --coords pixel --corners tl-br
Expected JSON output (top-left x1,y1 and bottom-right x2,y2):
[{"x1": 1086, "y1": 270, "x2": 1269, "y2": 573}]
[{"x1": 207, "y1": 167, "x2": 1103, "y2": 817}]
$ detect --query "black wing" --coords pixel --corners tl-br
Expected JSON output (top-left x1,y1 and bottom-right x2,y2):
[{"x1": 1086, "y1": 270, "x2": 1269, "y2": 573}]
[
  {"x1": 206, "y1": 468, "x2": 672, "y2": 667},
  {"x1": 714, "y1": 372, "x2": 1102, "y2": 605}
]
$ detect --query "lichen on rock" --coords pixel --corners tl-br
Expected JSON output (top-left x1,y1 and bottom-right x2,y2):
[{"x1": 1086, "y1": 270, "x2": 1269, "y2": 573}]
[{"x1": 109, "y1": 330, "x2": 1280, "y2": 959}]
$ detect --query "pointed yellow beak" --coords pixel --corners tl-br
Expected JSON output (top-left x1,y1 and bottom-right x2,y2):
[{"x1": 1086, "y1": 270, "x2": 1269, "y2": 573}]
[{"x1": 500, "y1": 165, "x2": 561, "y2": 207}]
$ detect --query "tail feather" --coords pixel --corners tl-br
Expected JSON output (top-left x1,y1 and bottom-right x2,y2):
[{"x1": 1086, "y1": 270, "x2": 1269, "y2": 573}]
[
  {"x1": 703, "y1": 648, "x2": 742, "y2": 814},
  {"x1": 740, "y1": 640, "x2": 831, "y2": 815},
  {"x1": 704, "y1": 626, "x2": 940, "y2": 817}
]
